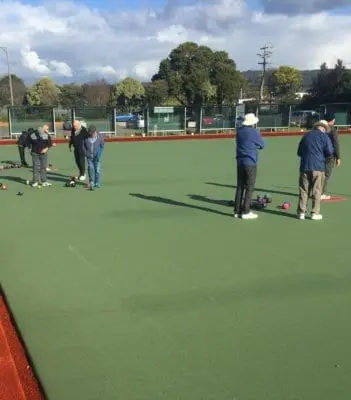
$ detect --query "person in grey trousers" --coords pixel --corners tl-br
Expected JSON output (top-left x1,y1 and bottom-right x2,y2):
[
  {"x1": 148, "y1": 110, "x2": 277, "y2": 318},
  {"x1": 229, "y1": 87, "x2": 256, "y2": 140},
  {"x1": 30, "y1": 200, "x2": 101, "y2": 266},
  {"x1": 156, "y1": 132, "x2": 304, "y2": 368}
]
[
  {"x1": 82, "y1": 125, "x2": 104, "y2": 189},
  {"x1": 26, "y1": 124, "x2": 53, "y2": 187}
]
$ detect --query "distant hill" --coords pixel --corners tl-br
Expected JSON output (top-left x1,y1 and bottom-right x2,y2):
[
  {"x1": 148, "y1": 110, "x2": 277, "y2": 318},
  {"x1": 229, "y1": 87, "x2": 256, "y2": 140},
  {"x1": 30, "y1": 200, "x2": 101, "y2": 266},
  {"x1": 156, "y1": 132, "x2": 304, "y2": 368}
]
[{"x1": 241, "y1": 69, "x2": 320, "y2": 90}]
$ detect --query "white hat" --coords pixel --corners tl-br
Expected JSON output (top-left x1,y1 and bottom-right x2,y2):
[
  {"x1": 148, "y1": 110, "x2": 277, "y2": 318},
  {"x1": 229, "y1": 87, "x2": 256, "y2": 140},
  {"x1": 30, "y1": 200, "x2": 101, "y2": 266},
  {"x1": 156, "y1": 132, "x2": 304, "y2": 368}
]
[
  {"x1": 313, "y1": 120, "x2": 330, "y2": 131},
  {"x1": 242, "y1": 113, "x2": 259, "y2": 126}
]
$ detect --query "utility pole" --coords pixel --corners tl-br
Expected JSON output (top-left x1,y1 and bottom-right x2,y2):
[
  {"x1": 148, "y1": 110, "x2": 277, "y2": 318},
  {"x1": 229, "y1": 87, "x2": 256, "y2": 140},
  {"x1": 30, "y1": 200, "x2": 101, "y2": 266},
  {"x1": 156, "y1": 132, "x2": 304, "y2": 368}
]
[
  {"x1": 0, "y1": 46, "x2": 14, "y2": 107},
  {"x1": 257, "y1": 43, "x2": 273, "y2": 103}
]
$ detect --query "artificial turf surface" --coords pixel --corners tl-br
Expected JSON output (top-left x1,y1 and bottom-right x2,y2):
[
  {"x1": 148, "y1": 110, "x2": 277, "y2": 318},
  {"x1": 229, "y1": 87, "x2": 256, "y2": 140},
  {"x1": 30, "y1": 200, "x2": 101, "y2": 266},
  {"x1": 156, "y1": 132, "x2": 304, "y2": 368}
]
[{"x1": 0, "y1": 136, "x2": 351, "y2": 400}]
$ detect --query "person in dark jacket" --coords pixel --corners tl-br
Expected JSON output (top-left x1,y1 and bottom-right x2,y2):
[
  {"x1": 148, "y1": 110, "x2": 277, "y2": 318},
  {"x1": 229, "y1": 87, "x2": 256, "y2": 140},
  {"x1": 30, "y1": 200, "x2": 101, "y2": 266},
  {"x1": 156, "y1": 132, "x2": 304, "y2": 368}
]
[
  {"x1": 82, "y1": 125, "x2": 104, "y2": 189},
  {"x1": 69, "y1": 120, "x2": 88, "y2": 181},
  {"x1": 26, "y1": 124, "x2": 53, "y2": 187},
  {"x1": 233, "y1": 113, "x2": 265, "y2": 219},
  {"x1": 321, "y1": 112, "x2": 341, "y2": 199},
  {"x1": 296, "y1": 120, "x2": 334, "y2": 221},
  {"x1": 16, "y1": 128, "x2": 34, "y2": 167}
]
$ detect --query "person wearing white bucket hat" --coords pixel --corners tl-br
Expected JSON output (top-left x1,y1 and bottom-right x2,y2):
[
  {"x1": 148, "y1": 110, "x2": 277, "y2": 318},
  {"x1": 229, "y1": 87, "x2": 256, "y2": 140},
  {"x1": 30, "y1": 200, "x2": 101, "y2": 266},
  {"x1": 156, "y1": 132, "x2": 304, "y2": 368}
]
[
  {"x1": 233, "y1": 112, "x2": 265, "y2": 219},
  {"x1": 296, "y1": 119, "x2": 334, "y2": 220}
]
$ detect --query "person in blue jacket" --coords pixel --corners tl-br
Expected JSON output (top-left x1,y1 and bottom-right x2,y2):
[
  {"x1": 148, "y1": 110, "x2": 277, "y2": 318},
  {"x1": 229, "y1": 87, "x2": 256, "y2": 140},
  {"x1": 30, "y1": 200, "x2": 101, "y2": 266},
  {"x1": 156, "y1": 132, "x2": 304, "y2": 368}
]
[
  {"x1": 233, "y1": 113, "x2": 265, "y2": 219},
  {"x1": 296, "y1": 120, "x2": 334, "y2": 220},
  {"x1": 82, "y1": 125, "x2": 104, "y2": 190}
]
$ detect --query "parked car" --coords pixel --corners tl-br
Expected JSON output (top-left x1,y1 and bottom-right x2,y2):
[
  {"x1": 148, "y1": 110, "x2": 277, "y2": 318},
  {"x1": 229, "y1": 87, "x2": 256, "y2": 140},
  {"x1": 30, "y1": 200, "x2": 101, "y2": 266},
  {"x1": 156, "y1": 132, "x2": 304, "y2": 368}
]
[
  {"x1": 290, "y1": 110, "x2": 320, "y2": 127},
  {"x1": 202, "y1": 116, "x2": 215, "y2": 126},
  {"x1": 116, "y1": 113, "x2": 134, "y2": 122},
  {"x1": 126, "y1": 114, "x2": 145, "y2": 129},
  {"x1": 62, "y1": 117, "x2": 87, "y2": 130}
]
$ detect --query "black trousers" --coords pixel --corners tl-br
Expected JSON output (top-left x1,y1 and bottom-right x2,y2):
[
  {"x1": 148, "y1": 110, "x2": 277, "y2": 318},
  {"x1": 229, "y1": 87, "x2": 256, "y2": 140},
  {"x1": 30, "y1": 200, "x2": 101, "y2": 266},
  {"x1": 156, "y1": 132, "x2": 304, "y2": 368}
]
[
  {"x1": 234, "y1": 165, "x2": 257, "y2": 214},
  {"x1": 74, "y1": 147, "x2": 86, "y2": 176},
  {"x1": 18, "y1": 146, "x2": 27, "y2": 165},
  {"x1": 323, "y1": 157, "x2": 335, "y2": 194}
]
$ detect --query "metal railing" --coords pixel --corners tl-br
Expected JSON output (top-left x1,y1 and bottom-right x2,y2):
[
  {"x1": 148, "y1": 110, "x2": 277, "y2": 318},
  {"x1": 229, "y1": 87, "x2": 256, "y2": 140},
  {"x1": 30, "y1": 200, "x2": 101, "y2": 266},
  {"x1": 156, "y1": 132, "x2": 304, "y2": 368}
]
[{"x1": 1, "y1": 103, "x2": 350, "y2": 138}]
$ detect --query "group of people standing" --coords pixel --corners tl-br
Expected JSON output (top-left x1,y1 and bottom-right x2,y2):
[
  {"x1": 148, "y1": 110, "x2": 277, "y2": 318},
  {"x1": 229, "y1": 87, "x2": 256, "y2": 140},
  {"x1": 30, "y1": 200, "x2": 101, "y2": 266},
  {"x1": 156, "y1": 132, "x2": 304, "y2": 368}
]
[
  {"x1": 233, "y1": 112, "x2": 340, "y2": 220},
  {"x1": 68, "y1": 120, "x2": 104, "y2": 188},
  {"x1": 17, "y1": 120, "x2": 105, "y2": 189}
]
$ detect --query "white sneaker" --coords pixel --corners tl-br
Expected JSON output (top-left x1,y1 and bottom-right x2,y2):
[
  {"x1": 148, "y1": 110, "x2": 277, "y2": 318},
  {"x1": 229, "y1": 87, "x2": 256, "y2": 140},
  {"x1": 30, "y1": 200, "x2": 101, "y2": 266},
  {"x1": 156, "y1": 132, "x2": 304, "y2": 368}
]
[
  {"x1": 241, "y1": 212, "x2": 258, "y2": 220},
  {"x1": 311, "y1": 213, "x2": 323, "y2": 220},
  {"x1": 42, "y1": 182, "x2": 52, "y2": 187},
  {"x1": 233, "y1": 213, "x2": 240, "y2": 218},
  {"x1": 79, "y1": 175, "x2": 86, "y2": 181},
  {"x1": 31, "y1": 182, "x2": 38, "y2": 187},
  {"x1": 321, "y1": 194, "x2": 331, "y2": 200},
  {"x1": 298, "y1": 213, "x2": 305, "y2": 220}
]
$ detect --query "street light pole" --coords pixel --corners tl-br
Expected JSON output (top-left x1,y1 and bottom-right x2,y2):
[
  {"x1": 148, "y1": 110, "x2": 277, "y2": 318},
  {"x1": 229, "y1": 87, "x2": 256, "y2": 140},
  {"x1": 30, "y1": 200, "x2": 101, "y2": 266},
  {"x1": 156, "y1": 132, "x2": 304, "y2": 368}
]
[{"x1": 0, "y1": 46, "x2": 14, "y2": 107}]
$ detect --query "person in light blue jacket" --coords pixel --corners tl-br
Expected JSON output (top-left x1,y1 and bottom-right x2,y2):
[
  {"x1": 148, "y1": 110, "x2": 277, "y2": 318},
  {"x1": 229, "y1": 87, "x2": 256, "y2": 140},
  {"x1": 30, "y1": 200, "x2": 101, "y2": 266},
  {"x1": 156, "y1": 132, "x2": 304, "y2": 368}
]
[{"x1": 83, "y1": 125, "x2": 104, "y2": 189}]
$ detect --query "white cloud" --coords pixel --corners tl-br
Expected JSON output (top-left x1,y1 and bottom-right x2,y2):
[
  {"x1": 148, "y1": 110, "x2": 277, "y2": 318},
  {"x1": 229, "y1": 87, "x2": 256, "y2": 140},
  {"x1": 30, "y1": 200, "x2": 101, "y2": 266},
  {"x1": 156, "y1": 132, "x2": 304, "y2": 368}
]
[
  {"x1": 82, "y1": 65, "x2": 129, "y2": 80},
  {"x1": 0, "y1": 0, "x2": 351, "y2": 83},
  {"x1": 20, "y1": 47, "x2": 72, "y2": 77}
]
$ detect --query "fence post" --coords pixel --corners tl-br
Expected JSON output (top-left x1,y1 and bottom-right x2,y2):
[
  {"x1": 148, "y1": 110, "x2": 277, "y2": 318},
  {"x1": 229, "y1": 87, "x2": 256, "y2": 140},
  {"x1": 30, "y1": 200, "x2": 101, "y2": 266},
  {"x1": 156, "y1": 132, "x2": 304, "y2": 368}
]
[
  {"x1": 113, "y1": 108, "x2": 117, "y2": 136},
  {"x1": 8, "y1": 106, "x2": 12, "y2": 138},
  {"x1": 184, "y1": 107, "x2": 187, "y2": 134},
  {"x1": 71, "y1": 107, "x2": 75, "y2": 124},
  {"x1": 146, "y1": 106, "x2": 149, "y2": 136},
  {"x1": 288, "y1": 105, "x2": 292, "y2": 127},
  {"x1": 52, "y1": 108, "x2": 56, "y2": 136},
  {"x1": 199, "y1": 107, "x2": 203, "y2": 134}
]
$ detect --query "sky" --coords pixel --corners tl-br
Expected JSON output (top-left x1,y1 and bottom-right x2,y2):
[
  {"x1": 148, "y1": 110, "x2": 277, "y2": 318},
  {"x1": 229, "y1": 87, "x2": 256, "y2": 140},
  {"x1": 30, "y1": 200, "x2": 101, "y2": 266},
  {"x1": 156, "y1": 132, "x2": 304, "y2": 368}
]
[{"x1": 1, "y1": 0, "x2": 351, "y2": 83}]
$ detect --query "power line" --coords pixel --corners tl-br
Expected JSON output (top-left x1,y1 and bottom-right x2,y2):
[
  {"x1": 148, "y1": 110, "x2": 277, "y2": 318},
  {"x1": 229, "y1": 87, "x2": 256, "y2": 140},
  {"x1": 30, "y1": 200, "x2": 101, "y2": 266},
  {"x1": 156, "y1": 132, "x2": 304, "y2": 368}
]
[{"x1": 257, "y1": 43, "x2": 273, "y2": 102}]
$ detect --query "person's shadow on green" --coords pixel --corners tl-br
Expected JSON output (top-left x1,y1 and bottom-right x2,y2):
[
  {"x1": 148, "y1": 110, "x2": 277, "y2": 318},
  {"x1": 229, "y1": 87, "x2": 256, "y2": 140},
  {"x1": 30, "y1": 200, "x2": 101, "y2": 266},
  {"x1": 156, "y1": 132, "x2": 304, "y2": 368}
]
[{"x1": 129, "y1": 193, "x2": 233, "y2": 217}]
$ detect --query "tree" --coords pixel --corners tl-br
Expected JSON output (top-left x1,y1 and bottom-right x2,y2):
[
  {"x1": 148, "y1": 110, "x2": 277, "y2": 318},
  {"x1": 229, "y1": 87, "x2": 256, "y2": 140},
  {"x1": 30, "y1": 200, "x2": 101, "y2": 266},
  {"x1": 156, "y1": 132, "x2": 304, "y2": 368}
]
[
  {"x1": 269, "y1": 66, "x2": 302, "y2": 104},
  {"x1": 81, "y1": 79, "x2": 112, "y2": 106},
  {"x1": 305, "y1": 59, "x2": 351, "y2": 105},
  {"x1": 112, "y1": 77, "x2": 145, "y2": 112},
  {"x1": 24, "y1": 77, "x2": 61, "y2": 106},
  {"x1": 211, "y1": 51, "x2": 245, "y2": 105},
  {"x1": 309, "y1": 62, "x2": 330, "y2": 101},
  {"x1": 144, "y1": 80, "x2": 168, "y2": 106},
  {"x1": 0, "y1": 74, "x2": 27, "y2": 106},
  {"x1": 59, "y1": 84, "x2": 86, "y2": 108},
  {"x1": 152, "y1": 41, "x2": 243, "y2": 130}
]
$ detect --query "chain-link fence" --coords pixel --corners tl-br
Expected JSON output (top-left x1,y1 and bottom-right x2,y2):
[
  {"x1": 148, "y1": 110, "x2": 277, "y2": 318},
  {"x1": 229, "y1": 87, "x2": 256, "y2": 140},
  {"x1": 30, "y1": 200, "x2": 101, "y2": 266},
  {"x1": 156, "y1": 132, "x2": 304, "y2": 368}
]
[
  {"x1": 147, "y1": 106, "x2": 186, "y2": 135},
  {"x1": 320, "y1": 103, "x2": 351, "y2": 127},
  {"x1": 200, "y1": 105, "x2": 236, "y2": 133},
  {"x1": 71, "y1": 106, "x2": 115, "y2": 135},
  {"x1": 7, "y1": 107, "x2": 55, "y2": 138},
  {"x1": 256, "y1": 104, "x2": 290, "y2": 130},
  {"x1": 3, "y1": 103, "x2": 351, "y2": 138}
]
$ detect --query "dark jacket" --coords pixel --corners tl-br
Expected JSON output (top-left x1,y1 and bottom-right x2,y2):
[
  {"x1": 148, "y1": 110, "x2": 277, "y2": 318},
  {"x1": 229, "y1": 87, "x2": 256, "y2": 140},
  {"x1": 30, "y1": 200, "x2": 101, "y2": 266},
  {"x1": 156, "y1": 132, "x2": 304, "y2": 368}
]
[
  {"x1": 17, "y1": 129, "x2": 34, "y2": 148},
  {"x1": 82, "y1": 133, "x2": 104, "y2": 160},
  {"x1": 327, "y1": 126, "x2": 340, "y2": 159},
  {"x1": 69, "y1": 126, "x2": 88, "y2": 149},
  {"x1": 26, "y1": 128, "x2": 52, "y2": 155},
  {"x1": 236, "y1": 126, "x2": 265, "y2": 166},
  {"x1": 297, "y1": 129, "x2": 334, "y2": 172}
]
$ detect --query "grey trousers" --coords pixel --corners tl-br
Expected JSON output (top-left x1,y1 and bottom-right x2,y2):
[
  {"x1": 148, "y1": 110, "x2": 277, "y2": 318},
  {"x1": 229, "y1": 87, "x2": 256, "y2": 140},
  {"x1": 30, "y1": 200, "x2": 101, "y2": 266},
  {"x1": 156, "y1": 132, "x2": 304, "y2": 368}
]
[
  {"x1": 297, "y1": 171, "x2": 325, "y2": 215},
  {"x1": 323, "y1": 157, "x2": 335, "y2": 194},
  {"x1": 32, "y1": 153, "x2": 48, "y2": 183}
]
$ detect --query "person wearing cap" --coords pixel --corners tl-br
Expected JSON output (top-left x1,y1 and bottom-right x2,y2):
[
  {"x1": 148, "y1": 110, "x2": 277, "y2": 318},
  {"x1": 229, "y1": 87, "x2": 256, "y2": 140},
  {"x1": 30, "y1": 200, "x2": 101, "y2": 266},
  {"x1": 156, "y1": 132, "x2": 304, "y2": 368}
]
[
  {"x1": 69, "y1": 119, "x2": 88, "y2": 181},
  {"x1": 26, "y1": 124, "x2": 53, "y2": 187},
  {"x1": 296, "y1": 120, "x2": 334, "y2": 220},
  {"x1": 321, "y1": 112, "x2": 341, "y2": 200},
  {"x1": 82, "y1": 125, "x2": 104, "y2": 189},
  {"x1": 233, "y1": 112, "x2": 265, "y2": 219}
]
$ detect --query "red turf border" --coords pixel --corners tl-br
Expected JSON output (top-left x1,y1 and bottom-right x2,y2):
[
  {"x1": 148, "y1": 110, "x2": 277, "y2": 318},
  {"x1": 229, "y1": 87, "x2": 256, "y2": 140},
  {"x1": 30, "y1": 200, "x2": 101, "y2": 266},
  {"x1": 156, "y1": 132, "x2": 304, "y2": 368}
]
[
  {"x1": 0, "y1": 290, "x2": 45, "y2": 400},
  {"x1": 0, "y1": 129, "x2": 350, "y2": 146}
]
